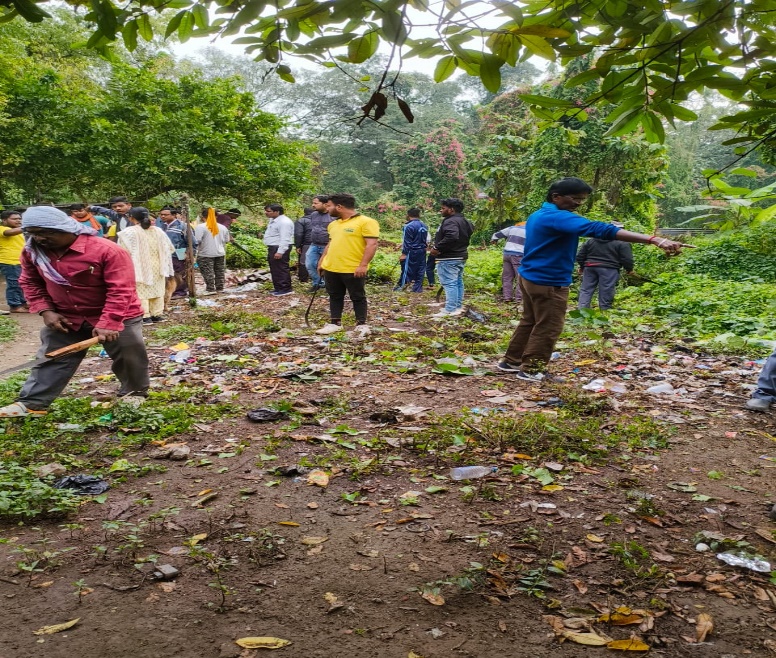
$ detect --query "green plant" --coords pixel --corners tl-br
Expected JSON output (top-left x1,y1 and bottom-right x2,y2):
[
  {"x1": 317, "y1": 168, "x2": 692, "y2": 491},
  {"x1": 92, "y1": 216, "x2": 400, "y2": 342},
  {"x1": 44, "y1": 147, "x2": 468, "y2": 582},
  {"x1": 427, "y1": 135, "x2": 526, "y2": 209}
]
[
  {"x1": 0, "y1": 462, "x2": 81, "y2": 519},
  {"x1": 73, "y1": 578, "x2": 90, "y2": 604}
]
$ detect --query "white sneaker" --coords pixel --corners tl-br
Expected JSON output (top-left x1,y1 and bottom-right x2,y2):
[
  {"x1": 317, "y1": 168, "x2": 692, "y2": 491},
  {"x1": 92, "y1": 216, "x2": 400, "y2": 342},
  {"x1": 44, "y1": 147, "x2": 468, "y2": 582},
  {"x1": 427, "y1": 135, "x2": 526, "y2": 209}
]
[
  {"x1": 201, "y1": 290, "x2": 217, "y2": 297},
  {"x1": 353, "y1": 324, "x2": 371, "y2": 336},
  {"x1": 449, "y1": 308, "x2": 465, "y2": 316},
  {"x1": 430, "y1": 310, "x2": 452, "y2": 319},
  {"x1": 315, "y1": 323, "x2": 343, "y2": 335}
]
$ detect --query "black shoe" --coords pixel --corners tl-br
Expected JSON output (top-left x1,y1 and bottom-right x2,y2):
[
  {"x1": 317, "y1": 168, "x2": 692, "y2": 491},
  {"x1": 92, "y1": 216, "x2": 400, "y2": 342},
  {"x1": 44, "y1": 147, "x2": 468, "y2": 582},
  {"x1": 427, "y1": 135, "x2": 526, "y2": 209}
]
[
  {"x1": 142, "y1": 318, "x2": 153, "y2": 325},
  {"x1": 497, "y1": 361, "x2": 522, "y2": 372},
  {"x1": 151, "y1": 316, "x2": 166, "y2": 323},
  {"x1": 515, "y1": 370, "x2": 545, "y2": 382}
]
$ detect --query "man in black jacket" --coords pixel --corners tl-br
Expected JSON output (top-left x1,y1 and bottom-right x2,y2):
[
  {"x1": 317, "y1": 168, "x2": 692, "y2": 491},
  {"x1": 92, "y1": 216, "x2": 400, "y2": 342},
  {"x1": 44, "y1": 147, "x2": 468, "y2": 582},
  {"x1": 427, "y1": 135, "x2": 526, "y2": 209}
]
[
  {"x1": 576, "y1": 222, "x2": 634, "y2": 310},
  {"x1": 429, "y1": 198, "x2": 474, "y2": 318},
  {"x1": 294, "y1": 207, "x2": 313, "y2": 283},
  {"x1": 305, "y1": 195, "x2": 333, "y2": 290}
]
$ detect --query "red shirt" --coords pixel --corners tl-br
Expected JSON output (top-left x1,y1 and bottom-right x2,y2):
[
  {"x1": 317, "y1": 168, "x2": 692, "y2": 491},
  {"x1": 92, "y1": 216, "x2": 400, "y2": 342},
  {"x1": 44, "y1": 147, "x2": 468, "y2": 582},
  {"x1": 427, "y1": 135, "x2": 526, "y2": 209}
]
[{"x1": 20, "y1": 235, "x2": 143, "y2": 331}]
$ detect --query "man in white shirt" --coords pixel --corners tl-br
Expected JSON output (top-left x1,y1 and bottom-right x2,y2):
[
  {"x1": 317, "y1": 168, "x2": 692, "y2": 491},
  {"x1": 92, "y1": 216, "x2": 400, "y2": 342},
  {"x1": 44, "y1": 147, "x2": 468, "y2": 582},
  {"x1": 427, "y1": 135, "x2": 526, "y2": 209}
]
[
  {"x1": 263, "y1": 204, "x2": 295, "y2": 296},
  {"x1": 194, "y1": 215, "x2": 231, "y2": 296}
]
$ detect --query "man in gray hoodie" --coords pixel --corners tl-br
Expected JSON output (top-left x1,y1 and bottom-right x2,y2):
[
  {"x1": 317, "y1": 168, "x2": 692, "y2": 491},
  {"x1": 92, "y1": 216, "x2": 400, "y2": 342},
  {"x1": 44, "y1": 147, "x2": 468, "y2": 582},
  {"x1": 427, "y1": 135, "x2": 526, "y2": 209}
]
[{"x1": 576, "y1": 222, "x2": 634, "y2": 311}]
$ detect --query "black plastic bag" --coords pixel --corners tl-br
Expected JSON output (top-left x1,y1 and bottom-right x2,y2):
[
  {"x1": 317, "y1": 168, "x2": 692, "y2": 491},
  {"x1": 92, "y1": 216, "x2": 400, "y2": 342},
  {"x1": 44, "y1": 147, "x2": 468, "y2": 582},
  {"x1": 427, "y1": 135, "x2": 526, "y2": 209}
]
[{"x1": 53, "y1": 474, "x2": 110, "y2": 495}]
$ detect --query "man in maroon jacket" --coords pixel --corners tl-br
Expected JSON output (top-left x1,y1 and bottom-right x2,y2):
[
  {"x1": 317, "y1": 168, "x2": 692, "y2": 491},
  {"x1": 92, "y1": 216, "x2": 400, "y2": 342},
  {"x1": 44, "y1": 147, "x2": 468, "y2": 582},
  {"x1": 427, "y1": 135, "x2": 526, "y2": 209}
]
[{"x1": 0, "y1": 206, "x2": 149, "y2": 417}]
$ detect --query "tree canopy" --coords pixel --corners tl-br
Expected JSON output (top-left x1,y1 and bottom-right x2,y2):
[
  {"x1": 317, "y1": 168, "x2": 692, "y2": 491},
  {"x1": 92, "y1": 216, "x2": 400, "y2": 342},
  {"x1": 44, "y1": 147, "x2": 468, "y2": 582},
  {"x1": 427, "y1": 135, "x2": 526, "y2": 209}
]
[
  {"x1": 4, "y1": 0, "x2": 775, "y2": 157},
  {"x1": 0, "y1": 13, "x2": 314, "y2": 206}
]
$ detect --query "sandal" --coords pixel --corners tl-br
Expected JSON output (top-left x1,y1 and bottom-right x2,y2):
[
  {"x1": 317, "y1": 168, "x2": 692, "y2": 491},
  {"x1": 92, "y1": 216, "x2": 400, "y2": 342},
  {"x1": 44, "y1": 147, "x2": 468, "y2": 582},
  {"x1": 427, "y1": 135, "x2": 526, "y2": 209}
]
[{"x1": 0, "y1": 402, "x2": 48, "y2": 418}]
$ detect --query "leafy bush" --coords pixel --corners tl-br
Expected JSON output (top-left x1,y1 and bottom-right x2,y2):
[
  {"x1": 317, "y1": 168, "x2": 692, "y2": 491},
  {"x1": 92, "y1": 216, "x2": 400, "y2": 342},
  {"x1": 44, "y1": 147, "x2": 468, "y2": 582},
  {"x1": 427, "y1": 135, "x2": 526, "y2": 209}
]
[
  {"x1": 225, "y1": 234, "x2": 267, "y2": 269},
  {"x1": 0, "y1": 462, "x2": 81, "y2": 519}
]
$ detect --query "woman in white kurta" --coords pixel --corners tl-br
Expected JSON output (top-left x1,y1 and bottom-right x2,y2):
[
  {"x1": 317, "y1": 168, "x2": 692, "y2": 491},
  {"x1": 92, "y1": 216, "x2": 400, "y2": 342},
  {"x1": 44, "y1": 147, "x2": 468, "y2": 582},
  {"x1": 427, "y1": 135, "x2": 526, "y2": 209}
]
[{"x1": 118, "y1": 207, "x2": 174, "y2": 323}]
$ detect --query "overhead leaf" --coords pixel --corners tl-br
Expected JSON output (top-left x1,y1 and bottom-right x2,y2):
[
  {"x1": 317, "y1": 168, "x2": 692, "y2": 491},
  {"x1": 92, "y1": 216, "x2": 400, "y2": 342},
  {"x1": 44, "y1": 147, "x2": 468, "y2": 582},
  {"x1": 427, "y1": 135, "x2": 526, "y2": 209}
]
[
  {"x1": 434, "y1": 55, "x2": 457, "y2": 83},
  {"x1": 347, "y1": 31, "x2": 379, "y2": 63}
]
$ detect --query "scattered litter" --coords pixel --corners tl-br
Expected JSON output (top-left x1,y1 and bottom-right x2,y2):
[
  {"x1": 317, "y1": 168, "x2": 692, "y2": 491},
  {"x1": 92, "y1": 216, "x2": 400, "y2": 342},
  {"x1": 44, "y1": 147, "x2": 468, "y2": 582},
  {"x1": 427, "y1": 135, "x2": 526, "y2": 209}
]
[
  {"x1": 645, "y1": 383, "x2": 675, "y2": 394},
  {"x1": 464, "y1": 308, "x2": 487, "y2": 323},
  {"x1": 53, "y1": 475, "x2": 109, "y2": 495},
  {"x1": 716, "y1": 553, "x2": 771, "y2": 572},
  {"x1": 36, "y1": 462, "x2": 67, "y2": 478},
  {"x1": 247, "y1": 408, "x2": 287, "y2": 423},
  {"x1": 152, "y1": 564, "x2": 180, "y2": 580},
  {"x1": 450, "y1": 466, "x2": 497, "y2": 480}
]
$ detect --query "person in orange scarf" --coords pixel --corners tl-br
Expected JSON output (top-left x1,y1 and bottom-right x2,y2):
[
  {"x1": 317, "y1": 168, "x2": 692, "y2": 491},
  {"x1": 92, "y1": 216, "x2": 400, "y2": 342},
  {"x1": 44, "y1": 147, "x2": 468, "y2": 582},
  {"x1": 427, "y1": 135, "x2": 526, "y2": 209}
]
[
  {"x1": 69, "y1": 204, "x2": 110, "y2": 237},
  {"x1": 193, "y1": 207, "x2": 231, "y2": 295}
]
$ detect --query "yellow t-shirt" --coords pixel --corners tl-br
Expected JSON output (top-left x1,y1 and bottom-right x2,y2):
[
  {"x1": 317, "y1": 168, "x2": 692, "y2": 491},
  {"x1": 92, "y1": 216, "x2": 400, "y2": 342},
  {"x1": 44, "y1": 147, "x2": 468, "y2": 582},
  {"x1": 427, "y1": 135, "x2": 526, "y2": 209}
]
[
  {"x1": 320, "y1": 214, "x2": 380, "y2": 273},
  {"x1": 0, "y1": 231, "x2": 25, "y2": 265}
]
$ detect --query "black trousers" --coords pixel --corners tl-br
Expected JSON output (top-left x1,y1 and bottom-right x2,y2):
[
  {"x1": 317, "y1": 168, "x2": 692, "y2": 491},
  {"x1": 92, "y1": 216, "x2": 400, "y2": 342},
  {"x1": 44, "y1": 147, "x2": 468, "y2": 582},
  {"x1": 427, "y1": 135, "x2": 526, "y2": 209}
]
[
  {"x1": 323, "y1": 271, "x2": 367, "y2": 325},
  {"x1": 267, "y1": 246, "x2": 292, "y2": 293}
]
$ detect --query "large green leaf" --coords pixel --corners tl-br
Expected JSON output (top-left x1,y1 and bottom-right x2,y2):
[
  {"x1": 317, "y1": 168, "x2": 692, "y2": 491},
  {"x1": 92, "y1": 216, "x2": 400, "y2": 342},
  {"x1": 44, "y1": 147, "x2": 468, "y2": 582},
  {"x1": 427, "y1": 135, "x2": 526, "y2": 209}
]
[
  {"x1": 433, "y1": 55, "x2": 457, "y2": 82},
  {"x1": 347, "y1": 31, "x2": 378, "y2": 63}
]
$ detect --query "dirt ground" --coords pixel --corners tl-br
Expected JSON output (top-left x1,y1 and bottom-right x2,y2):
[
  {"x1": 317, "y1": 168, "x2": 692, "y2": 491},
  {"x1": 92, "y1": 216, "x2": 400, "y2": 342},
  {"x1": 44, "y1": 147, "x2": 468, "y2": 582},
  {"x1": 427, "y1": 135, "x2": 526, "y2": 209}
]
[{"x1": 1, "y1": 280, "x2": 775, "y2": 658}]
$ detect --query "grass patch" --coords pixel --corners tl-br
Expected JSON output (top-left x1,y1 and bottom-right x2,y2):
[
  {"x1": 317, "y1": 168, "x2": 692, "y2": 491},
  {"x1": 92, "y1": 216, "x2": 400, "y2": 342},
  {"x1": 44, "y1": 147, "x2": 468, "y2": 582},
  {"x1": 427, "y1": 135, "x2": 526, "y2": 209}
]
[
  {"x1": 0, "y1": 462, "x2": 81, "y2": 519},
  {"x1": 151, "y1": 310, "x2": 280, "y2": 343},
  {"x1": 0, "y1": 316, "x2": 18, "y2": 344},
  {"x1": 400, "y1": 390, "x2": 668, "y2": 464},
  {"x1": 0, "y1": 385, "x2": 239, "y2": 466}
]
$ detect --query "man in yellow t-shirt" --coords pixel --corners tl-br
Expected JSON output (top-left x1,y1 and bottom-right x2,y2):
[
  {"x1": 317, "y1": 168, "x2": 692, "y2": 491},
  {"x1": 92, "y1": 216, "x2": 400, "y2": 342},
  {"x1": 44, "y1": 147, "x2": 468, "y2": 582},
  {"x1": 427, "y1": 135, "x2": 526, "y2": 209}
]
[
  {"x1": 316, "y1": 193, "x2": 379, "y2": 336},
  {"x1": 0, "y1": 209, "x2": 28, "y2": 313}
]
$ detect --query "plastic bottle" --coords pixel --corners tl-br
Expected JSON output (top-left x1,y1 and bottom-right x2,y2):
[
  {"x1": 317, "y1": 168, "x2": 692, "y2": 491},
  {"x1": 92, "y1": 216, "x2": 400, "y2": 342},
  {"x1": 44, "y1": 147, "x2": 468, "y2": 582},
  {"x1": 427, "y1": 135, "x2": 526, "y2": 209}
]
[{"x1": 449, "y1": 466, "x2": 497, "y2": 481}]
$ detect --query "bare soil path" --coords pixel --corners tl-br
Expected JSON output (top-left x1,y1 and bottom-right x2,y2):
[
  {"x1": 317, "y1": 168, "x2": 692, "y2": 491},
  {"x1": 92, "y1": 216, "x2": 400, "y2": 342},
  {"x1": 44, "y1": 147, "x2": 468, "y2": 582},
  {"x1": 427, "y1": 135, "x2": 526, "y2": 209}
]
[{"x1": 0, "y1": 281, "x2": 775, "y2": 658}]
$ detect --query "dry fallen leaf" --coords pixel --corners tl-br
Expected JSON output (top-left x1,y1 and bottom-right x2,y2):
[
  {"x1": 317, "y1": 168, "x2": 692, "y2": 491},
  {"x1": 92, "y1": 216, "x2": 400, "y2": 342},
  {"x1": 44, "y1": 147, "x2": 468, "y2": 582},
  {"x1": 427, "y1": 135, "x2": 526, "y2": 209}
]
[
  {"x1": 606, "y1": 637, "x2": 650, "y2": 651},
  {"x1": 300, "y1": 536, "x2": 328, "y2": 546},
  {"x1": 695, "y1": 613, "x2": 713, "y2": 643},
  {"x1": 158, "y1": 582, "x2": 176, "y2": 593},
  {"x1": 420, "y1": 590, "x2": 445, "y2": 606},
  {"x1": 196, "y1": 488, "x2": 213, "y2": 497},
  {"x1": 544, "y1": 615, "x2": 612, "y2": 646},
  {"x1": 598, "y1": 607, "x2": 648, "y2": 626},
  {"x1": 498, "y1": 620, "x2": 507, "y2": 632},
  {"x1": 235, "y1": 637, "x2": 292, "y2": 650},
  {"x1": 586, "y1": 534, "x2": 605, "y2": 543},
  {"x1": 408, "y1": 652, "x2": 425, "y2": 658},
  {"x1": 277, "y1": 521, "x2": 300, "y2": 527},
  {"x1": 572, "y1": 579, "x2": 588, "y2": 594},
  {"x1": 307, "y1": 502, "x2": 319, "y2": 509},
  {"x1": 33, "y1": 619, "x2": 80, "y2": 635},
  {"x1": 189, "y1": 533, "x2": 208, "y2": 545},
  {"x1": 408, "y1": 562, "x2": 420, "y2": 572},
  {"x1": 754, "y1": 586, "x2": 769, "y2": 601},
  {"x1": 307, "y1": 470, "x2": 329, "y2": 487}
]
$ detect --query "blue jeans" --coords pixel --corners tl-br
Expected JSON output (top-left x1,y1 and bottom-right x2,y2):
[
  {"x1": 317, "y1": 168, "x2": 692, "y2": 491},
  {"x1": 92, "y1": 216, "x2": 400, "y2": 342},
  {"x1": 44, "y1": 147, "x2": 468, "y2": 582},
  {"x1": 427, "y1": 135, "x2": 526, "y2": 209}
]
[
  {"x1": 753, "y1": 347, "x2": 776, "y2": 403},
  {"x1": 0, "y1": 263, "x2": 25, "y2": 308},
  {"x1": 306, "y1": 244, "x2": 326, "y2": 287},
  {"x1": 436, "y1": 259, "x2": 465, "y2": 312}
]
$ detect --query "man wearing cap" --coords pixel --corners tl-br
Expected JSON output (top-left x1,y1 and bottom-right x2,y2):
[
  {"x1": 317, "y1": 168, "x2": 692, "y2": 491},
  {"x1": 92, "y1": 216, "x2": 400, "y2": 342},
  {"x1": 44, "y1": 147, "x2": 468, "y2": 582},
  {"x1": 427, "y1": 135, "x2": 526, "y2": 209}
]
[
  {"x1": 576, "y1": 221, "x2": 634, "y2": 311},
  {"x1": 0, "y1": 206, "x2": 149, "y2": 418}
]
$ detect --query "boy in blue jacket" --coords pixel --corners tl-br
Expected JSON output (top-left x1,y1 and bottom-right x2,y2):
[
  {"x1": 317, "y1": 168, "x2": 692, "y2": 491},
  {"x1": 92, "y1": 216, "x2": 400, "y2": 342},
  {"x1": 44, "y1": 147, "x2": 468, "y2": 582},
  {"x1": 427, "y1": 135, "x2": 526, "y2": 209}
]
[{"x1": 498, "y1": 178, "x2": 692, "y2": 381}]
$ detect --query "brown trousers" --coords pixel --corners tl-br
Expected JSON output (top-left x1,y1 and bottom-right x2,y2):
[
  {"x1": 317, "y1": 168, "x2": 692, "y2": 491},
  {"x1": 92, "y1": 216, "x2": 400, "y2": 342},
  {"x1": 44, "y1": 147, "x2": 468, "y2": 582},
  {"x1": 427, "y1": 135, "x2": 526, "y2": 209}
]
[{"x1": 503, "y1": 277, "x2": 569, "y2": 372}]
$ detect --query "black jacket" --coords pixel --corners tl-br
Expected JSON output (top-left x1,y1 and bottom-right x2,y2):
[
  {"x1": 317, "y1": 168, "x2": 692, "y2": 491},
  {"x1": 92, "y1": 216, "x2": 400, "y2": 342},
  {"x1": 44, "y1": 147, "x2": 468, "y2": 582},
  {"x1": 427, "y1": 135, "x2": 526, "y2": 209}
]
[
  {"x1": 576, "y1": 238, "x2": 634, "y2": 271},
  {"x1": 294, "y1": 214, "x2": 313, "y2": 248},
  {"x1": 433, "y1": 213, "x2": 475, "y2": 260},
  {"x1": 309, "y1": 211, "x2": 333, "y2": 246}
]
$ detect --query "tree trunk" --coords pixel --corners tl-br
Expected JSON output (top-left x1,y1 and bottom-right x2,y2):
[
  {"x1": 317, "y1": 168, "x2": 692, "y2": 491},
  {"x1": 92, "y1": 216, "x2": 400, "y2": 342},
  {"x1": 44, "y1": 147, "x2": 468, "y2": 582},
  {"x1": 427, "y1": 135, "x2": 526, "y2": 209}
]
[{"x1": 181, "y1": 193, "x2": 197, "y2": 301}]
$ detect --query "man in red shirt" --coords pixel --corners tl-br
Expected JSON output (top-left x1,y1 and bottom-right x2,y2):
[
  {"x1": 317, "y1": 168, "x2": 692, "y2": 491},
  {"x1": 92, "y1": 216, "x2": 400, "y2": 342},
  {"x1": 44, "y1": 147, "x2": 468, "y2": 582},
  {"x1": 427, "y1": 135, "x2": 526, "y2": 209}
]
[{"x1": 0, "y1": 206, "x2": 149, "y2": 417}]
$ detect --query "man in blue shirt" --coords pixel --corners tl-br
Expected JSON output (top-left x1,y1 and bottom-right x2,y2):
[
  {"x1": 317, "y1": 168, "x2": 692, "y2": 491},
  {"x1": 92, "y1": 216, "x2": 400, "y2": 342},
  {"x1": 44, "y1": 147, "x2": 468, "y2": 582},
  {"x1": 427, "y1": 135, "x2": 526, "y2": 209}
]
[
  {"x1": 395, "y1": 208, "x2": 428, "y2": 293},
  {"x1": 498, "y1": 177, "x2": 692, "y2": 381}
]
